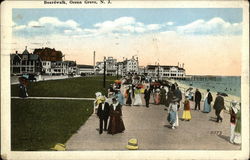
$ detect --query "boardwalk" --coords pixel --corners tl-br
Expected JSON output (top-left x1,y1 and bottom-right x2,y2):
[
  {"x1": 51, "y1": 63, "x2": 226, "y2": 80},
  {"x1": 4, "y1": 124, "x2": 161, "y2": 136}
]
[{"x1": 66, "y1": 98, "x2": 241, "y2": 150}]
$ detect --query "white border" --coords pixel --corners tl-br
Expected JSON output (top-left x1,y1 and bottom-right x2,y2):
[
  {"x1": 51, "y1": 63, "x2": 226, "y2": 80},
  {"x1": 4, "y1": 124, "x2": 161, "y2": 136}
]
[{"x1": 1, "y1": 1, "x2": 249, "y2": 160}]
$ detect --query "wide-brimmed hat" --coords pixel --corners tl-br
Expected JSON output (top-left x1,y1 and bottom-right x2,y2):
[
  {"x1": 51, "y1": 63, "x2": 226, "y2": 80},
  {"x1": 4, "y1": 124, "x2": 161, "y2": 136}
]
[
  {"x1": 231, "y1": 100, "x2": 237, "y2": 106},
  {"x1": 100, "y1": 96, "x2": 106, "y2": 102},
  {"x1": 50, "y1": 143, "x2": 66, "y2": 151},
  {"x1": 126, "y1": 138, "x2": 139, "y2": 150}
]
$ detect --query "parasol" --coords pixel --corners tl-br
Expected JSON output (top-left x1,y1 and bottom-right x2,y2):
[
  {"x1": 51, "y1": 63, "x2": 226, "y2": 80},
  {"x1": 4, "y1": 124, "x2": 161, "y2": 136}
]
[
  {"x1": 114, "y1": 80, "x2": 122, "y2": 84},
  {"x1": 186, "y1": 87, "x2": 193, "y2": 92},
  {"x1": 218, "y1": 92, "x2": 228, "y2": 97}
]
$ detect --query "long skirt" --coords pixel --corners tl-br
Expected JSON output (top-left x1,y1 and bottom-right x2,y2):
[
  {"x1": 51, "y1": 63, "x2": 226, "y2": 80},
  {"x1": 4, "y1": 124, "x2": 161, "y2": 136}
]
[
  {"x1": 173, "y1": 112, "x2": 179, "y2": 127},
  {"x1": 154, "y1": 93, "x2": 160, "y2": 105},
  {"x1": 133, "y1": 94, "x2": 142, "y2": 106},
  {"x1": 233, "y1": 132, "x2": 241, "y2": 144},
  {"x1": 230, "y1": 123, "x2": 236, "y2": 143},
  {"x1": 108, "y1": 115, "x2": 125, "y2": 135},
  {"x1": 203, "y1": 98, "x2": 211, "y2": 113},
  {"x1": 126, "y1": 94, "x2": 132, "y2": 105},
  {"x1": 182, "y1": 110, "x2": 191, "y2": 120}
]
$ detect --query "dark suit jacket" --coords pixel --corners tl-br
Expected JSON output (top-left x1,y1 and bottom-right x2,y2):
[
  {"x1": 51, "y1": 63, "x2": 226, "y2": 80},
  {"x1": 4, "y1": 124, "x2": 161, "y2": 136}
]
[
  {"x1": 195, "y1": 91, "x2": 202, "y2": 102},
  {"x1": 144, "y1": 89, "x2": 151, "y2": 100},
  {"x1": 213, "y1": 95, "x2": 224, "y2": 111},
  {"x1": 97, "y1": 102, "x2": 110, "y2": 119},
  {"x1": 207, "y1": 92, "x2": 213, "y2": 104}
]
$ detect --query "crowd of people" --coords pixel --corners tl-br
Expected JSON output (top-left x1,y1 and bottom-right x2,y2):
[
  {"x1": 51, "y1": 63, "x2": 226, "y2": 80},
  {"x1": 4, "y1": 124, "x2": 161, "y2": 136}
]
[{"x1": 94, "y1": 75, "x2": 241, "y2": 145}]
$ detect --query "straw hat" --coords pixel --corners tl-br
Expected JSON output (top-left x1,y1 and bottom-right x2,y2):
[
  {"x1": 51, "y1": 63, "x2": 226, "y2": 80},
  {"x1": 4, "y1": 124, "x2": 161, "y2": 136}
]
[
  {"x1": 126, "y1": 138, "x2": 139, "y2": 150},
  {"x1": 50, "y1": 143, "x2": 66, "y2": 151}
]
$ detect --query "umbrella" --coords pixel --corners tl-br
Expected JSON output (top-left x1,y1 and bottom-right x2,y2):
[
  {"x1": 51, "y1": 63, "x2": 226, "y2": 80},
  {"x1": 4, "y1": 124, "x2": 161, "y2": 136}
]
[
  {"x1": 114, "y1": 80, "x2": 121, "y2": 84},
  {"x1": 218, "y1": 92, "x2": 228, "y2": 97},
  {"x1": 186, "y1": 87, "x2": 193, "y2": 92}
]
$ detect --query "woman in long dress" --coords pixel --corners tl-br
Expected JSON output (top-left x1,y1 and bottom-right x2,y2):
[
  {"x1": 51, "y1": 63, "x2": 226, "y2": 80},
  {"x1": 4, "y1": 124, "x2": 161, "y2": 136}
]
[
  {"x1": 229, "y1": 100, "x2": 238, "y2": 143},
  {"x1": 116, "y1": 90, "x2": 124, "y2": 105},
  {"x1": 182, "y1": 96, "x2": 192, "y2": 121},
  {"x1": 133, "y1": 87, "x2": 143, "y2": 106},
  {"x1": 168, "y1": 98, "x2": 178, "y2": 129},
  {"x1": 234, "y1": 103, "x2": 241, "y2": 144},
  {"x1": 203, "y1": 89, "x2": 213, "y2": 113},
  {"x1": 108, "y1": 98, "x2": 125, "y2": 135},
  {"x1": 154, "y1": 88, "x2": 161, "y2": 105}
]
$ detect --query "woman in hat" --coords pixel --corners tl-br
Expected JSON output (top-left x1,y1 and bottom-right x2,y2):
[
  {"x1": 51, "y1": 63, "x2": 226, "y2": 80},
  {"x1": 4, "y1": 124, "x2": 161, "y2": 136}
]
[
  {"x1": 108, "y1": 98, "x2": 125, "y2": 135},
  {"x1": 168, "y1": 97, "x2": 179, "y2": 129},
  {"x1": 234, "y1": 103, "x2": 241, "y2": 144},
  {"x1": 182, "y1": 96, "x2": 192, "y2": 121},
  {"x1": 133, "y1": 86, "x2": 142, "y2": 106},
  {"x1": 203, "y1": 89, "x2": 213, "y2": 113},
  {"x1": 229, "y1": 100, "x2": 238, "y2": 143},
  {"x1": 154, "y1": 88, "x2": 161, "y2": 105}
]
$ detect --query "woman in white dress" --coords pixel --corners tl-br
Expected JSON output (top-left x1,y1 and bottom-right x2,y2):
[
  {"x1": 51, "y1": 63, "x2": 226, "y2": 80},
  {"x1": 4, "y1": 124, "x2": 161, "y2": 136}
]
[
  {"x1": 168, "y1": 97, "x2": 179, "y2": 129},
  {"x1": 133, "y1": 86, "x2": 143, "y2": 106}
]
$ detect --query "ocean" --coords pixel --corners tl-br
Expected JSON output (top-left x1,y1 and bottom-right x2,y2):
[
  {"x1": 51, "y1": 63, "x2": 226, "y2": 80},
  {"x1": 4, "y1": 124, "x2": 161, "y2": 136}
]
[{"x1": 179, "y1": 76, "x2": 241, "y2": 97}]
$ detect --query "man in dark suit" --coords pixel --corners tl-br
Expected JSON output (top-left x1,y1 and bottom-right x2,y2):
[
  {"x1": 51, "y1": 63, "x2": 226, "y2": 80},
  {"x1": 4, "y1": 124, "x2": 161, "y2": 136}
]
[
  {"x1": 144, "y1": 86, "x2": 151, "y2": 107},
  {"x1": 174, "y1": 87, "x2": 182, "y2": 110},
  {"x1": 97, "y1": 97, "x2": 110, "y2": 134},
  {"x1": 194, "y1": 89, "x2": 202, "y2": 111},
  {"x1": 213, "y1": 93, "x2": 225, "y2": 122}
]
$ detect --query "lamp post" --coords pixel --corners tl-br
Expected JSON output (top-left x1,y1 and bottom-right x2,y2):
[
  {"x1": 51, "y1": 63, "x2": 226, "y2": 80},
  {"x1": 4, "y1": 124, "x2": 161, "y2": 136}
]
[{"x1": 103, "y1": 56, "x2": 106, "y2": 88}]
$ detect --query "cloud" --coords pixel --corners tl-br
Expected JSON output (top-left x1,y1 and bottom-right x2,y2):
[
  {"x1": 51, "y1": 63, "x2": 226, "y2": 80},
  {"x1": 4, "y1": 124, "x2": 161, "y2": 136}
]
[
  {"x1": 177, "y1": 17, "x2": 242, "y2": 35},
  {"x1": 13, "y1": 16, "x2": 242, "y2": 39},
  {"x1": 166, "y1": 22, "x2": 174, "y2": 26},
  {"x1": 13, "y1": 17, "x2": 81, "y2": 36},
  {"x1": 147, "y1": 24, "x2": 161, "y2": 30}
]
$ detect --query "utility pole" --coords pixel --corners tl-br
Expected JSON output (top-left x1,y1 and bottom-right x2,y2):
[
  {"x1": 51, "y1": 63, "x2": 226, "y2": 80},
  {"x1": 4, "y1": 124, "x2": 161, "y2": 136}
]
[
  {"x1": 93, "y1": 51, "x2": 96, "y2": 75},
  {"x1": 116, "y1": 63, "x2": 119, "y2": 79},
  {"x1": 103, "y1": 56, "x2": 106, "y2": 88},
  {"x1": 157, "y1": 62, "x2": 160, "y2": 81}
]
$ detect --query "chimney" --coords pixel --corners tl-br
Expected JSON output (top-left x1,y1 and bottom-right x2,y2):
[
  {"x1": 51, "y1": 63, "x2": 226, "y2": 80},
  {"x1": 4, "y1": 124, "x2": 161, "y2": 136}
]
[
  {"x1": 178, "y1": 62, "x2": 179, "y2": 67},
  {"x1": 182, "y1": 63, "x2": 184, "y2": 68}
]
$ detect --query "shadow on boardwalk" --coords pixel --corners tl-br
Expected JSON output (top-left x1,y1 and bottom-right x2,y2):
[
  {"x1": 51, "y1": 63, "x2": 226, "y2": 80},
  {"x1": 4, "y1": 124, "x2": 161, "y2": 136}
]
[{"x1": 66, "y1": 98, "x2": 241, "y2": 150}]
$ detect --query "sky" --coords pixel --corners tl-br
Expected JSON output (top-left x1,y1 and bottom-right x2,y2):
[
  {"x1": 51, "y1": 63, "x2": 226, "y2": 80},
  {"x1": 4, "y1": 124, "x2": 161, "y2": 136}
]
[{"x1": 12, "y1": 8, "x2": 242, "y2": 76}]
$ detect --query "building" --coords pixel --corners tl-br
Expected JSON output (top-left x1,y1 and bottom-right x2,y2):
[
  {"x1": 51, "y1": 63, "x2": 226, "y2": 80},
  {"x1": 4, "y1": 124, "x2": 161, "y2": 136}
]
[
  {"x1": 41, "y1": 61, "x2": 52, "y2": 75},
  {"x1": 123, "y1": 56, "x2": 139, "y2": 75},
  {"x1": 64, "y1": 60, "x2": 77, "y2": 75},
  {"x1": 77, "y1": 65, "x2": 94, "y2": 76},
  {"x1": 10, "y1": 47, "x2": 42, "y2": 75},
  {"x1": 106, "y1": 57, "x2": 117, "y2": 76},
  {"x1": 146, "y1": 65, "x2": 186, "y2": 79},
  {"x1": 51, "y1": 61, "x2": 68, "y2": 75},
  {"x1": 33, "y1": 47, "x2": 69, "y2": 75}
]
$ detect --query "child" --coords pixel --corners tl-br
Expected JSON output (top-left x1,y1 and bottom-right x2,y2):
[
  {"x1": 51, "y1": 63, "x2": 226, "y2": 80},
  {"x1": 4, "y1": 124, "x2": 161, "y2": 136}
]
[{"x1": 182, "y1": 96, "x2": 192, "y2": 121}]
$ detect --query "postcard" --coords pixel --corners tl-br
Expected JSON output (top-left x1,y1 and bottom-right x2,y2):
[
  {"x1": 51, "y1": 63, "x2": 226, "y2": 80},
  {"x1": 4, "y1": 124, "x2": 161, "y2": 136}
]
[{"x1": 1, "y1": 0, "x2": 249, "y2": 159}]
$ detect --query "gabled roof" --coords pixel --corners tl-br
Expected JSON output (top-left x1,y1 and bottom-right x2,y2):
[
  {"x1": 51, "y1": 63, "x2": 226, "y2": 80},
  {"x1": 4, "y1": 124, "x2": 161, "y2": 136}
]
[{"x1": 22, "y1": 49, "x2": 30, "y2": 55}]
